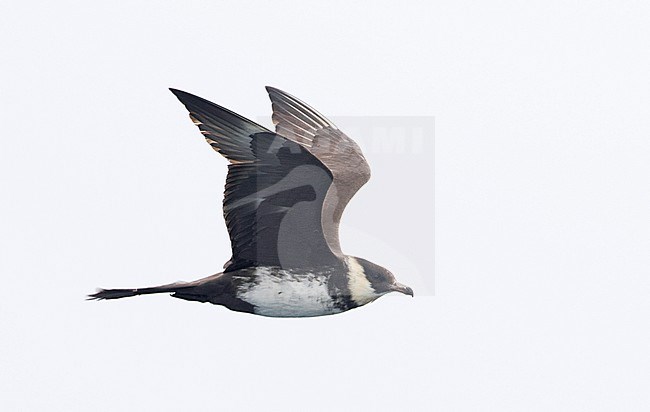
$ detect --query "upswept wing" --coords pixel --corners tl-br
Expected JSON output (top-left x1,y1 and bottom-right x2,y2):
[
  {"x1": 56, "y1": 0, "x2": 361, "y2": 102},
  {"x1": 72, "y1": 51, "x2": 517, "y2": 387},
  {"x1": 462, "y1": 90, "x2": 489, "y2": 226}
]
[
  {"x1": 170, "y1": 89, "x2": 339, "y2": 271},
  {"x1": 265, "y1": 87, "x2": 371, "y2": 256}
]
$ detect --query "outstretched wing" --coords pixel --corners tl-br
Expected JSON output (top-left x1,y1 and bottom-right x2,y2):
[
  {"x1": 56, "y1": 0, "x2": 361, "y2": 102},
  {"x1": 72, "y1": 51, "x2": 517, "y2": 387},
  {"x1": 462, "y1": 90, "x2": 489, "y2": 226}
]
[
  {"x1": 170, "y1": 89, "x2": 339, "y2": 271},
  {"x1": 265, "y1": 87, "x2": 371, "y2": 256}
]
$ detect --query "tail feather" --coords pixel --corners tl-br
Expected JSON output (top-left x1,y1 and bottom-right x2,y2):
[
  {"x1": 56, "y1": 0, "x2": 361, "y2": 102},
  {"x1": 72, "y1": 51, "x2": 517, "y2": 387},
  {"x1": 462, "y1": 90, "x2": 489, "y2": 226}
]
[
  {"x1": 87, "y1": 283, "x2": 191, "y2": 301},
  {"x1": 88, "y1": 288, "x2": 139, "y2": 300}
]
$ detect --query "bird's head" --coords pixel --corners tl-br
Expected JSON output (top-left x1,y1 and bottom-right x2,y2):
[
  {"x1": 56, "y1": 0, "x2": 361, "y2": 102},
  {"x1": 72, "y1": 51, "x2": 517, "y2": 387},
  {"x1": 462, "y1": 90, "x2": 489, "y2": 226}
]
[{"x1": 345, "y1": 256, "x2": 413, "y2": 306}]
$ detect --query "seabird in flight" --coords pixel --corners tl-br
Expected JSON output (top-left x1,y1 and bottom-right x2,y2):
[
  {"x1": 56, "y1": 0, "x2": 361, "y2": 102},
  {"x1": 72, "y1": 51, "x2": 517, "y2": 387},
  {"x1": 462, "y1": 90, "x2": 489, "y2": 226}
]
[{"x1": 89, "y1": 87, "x2": 413, "y2": 317}]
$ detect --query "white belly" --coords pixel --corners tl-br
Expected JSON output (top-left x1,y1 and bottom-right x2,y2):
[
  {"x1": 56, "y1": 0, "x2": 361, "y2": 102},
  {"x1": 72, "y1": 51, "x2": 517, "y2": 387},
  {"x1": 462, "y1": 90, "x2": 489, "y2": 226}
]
[{"x1": 235, "y1": 268, "x2": 343, "y2": 317}]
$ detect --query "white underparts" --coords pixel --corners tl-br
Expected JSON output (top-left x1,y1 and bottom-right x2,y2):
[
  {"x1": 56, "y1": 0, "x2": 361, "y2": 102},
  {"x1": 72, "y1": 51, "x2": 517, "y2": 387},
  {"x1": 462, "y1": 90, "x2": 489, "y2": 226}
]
[
  {"x1": 346, "y1": 257, "x2": 378, "y2": 306},
  {"x1": 236, "y1": 267, "x2": 342, "y2": 318}
]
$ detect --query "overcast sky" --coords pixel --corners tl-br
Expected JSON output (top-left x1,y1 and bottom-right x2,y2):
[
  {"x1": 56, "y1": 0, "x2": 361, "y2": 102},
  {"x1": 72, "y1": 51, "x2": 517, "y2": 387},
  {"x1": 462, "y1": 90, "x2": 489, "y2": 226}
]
[{"x1": 1, "y1": 1, "x2": 649, "y2": 410}]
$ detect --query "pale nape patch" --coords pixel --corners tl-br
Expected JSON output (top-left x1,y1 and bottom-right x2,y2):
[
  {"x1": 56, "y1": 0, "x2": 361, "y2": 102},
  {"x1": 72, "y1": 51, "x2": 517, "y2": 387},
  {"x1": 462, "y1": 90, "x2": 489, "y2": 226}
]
[{"x1": 346, "y1": 257, "x2": 377, "y2": 306}]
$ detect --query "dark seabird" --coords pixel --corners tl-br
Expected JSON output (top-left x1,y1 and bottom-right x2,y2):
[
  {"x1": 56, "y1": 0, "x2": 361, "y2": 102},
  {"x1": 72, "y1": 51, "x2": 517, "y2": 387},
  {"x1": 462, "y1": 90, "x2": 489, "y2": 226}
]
[{"x1": 89, "y1": 87, "x2": 413, "y2": 317}]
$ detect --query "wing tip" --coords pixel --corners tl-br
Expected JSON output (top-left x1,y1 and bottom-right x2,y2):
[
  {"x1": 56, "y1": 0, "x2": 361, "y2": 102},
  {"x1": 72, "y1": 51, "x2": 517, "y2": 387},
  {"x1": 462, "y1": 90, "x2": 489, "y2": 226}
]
[
  {"x1": 265, "y1": 86, "x2": 285, "y2": 99},
  {"x1": 169, "y1": 87, "x2": 196, "y2": 104}
]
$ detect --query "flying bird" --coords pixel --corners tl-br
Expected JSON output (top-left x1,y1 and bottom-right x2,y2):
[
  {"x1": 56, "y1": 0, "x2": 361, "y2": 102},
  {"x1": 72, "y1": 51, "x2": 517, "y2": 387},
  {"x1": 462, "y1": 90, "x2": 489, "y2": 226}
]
[{"x1": 89, "y1": 87, "x2": 413, "y2": 317}]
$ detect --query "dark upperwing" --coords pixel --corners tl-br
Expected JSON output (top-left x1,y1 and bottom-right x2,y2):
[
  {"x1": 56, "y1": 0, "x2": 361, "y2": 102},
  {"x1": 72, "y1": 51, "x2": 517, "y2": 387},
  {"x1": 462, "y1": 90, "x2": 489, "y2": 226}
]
[
  {"x1": 170, "y1": 89, "x2": 340, "y2": 271},
  {"x1": 265, "y1": 87, "x2": 371, "y2": 256}
]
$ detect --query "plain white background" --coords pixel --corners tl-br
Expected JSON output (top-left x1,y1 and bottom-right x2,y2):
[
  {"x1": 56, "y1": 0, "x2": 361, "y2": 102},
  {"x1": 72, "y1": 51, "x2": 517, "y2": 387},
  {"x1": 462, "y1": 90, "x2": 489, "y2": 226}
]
[{"x1": 1, "y1": 1, "x2": 649, "y2": 410}]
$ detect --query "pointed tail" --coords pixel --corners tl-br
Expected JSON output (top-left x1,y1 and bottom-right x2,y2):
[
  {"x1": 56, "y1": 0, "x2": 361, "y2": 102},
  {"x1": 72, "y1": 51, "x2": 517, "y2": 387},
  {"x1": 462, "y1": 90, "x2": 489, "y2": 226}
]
[{"x1": 87, "y1": 282, "x2": 191, "y2": 301}]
